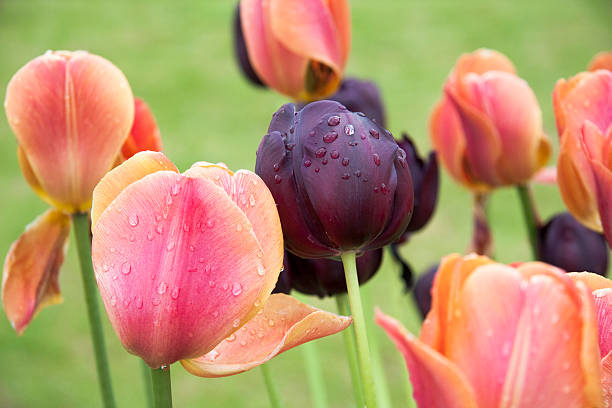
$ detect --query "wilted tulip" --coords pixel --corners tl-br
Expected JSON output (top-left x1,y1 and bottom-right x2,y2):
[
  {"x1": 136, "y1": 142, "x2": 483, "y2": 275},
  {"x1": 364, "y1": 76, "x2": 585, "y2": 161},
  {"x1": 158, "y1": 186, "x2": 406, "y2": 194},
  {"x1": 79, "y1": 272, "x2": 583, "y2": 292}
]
[
  {"x1": 120, "y1": 97, "x2": 163, "y2": 160},
  {"x1": 537, "y1": 212, "x2": 608, "y2": 276},
  {"x1": 255, "y1": 100, "x2": 414, "y2": 258},
  {"x1": 588, "y1": 50, "x2": 612, "y2": 72},
  {"x1": 555, "y1": 69, "x2": 612, "y2": 241},
  {"x1": 377, "y1": 253, "x2": 604, "y2": 407},
  {"x1": 430, "y1": 48, "x2": 551, "y2": 191},
  {"x1": 3, "y1": 50, "x2": 134, "y2": 333},
  {"x1": 239, "y1": 0, "x2": 351, "y2": 101},
  {"x1": 91, "y1": 151, "x2": 351, "y2": 371},
  {"x1": 281, "y1": 248, "x2": 382, "y2": 298}
]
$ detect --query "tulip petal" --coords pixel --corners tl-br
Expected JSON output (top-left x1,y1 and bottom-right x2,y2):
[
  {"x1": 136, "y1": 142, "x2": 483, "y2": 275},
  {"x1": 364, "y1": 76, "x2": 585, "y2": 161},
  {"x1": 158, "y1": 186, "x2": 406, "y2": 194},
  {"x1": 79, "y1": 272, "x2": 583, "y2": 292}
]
[
  {"x1": 5, "y1": 51, "x2": 134, "y2": 211},
  {"x1": 602, "y1": 351, "x2": 612, "y2": 405},
  {"x1": 453, "y1": 49, "x2": 516, "y2": 93},
  {"x1": 121, "y1": 98, "x2": 163, "y2": 160},
  {"x1": 181, "y1": 294, "x2": 351, "y2": 377},
  {"x1": 92, "y1": 171, "x2": 268, "y2": 367},
  {"x1": 91, "y1": 151, "x2": 178, "y2": 229},
  {"x1": 375, "y1": 310, "x2": 478, "y2": 408},
  {"x1": 587, "y1": 152, "x2": 612, "y2": 244},
  {"x1": 553, "y1": 73, "x2": 591, "y2": 138},
  {"x1": 2, "y1": 209, "x2": 70, "y2": 334},
  {"x1": 532, "y1": 166, "x2": 557, "y2": 184},
  {"x1": 589, "y1": 51, "x2": 612, "y2": 72}
]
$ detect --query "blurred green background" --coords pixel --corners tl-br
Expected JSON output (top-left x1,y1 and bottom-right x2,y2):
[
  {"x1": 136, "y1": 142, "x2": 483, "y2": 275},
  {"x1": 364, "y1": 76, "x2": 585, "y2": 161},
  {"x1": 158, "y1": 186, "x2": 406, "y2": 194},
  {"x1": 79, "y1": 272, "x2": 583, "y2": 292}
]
[{"x1": 0, "y1": 0, "x2": 610, "y2": 406}]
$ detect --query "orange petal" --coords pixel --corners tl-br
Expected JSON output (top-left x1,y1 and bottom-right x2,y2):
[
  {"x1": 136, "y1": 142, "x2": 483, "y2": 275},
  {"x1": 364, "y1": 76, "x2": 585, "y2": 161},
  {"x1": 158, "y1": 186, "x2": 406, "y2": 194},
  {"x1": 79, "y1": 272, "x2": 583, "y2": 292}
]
[
  {"x1": 91, "y1": 151, "x2": 178, "y2": 229},
  {"x1": 552, "y1": 73, "x2": 590, "y2": 138},
  {"x1": 588, "y1": 51, "x2": 612, "y2": 72},
  {"x1": 4, "y1": 51, "x2": 134, "y2": 212},
  {"x1": 453, "y1": 48, "x2": 516, "y2": 85},
  {"x1": 375, "y1": 310, "x2": 478, "y2": 408},
  {"x1": 567, "y1": 272, "x2": 612, "y2": 292},
  {"x1": 181, "y1": 294, "x2": 351, "y2": 377},
  {"x1": 2, "y1": 209, "x2": 70, "y2": 334},
  {"x1": 588, "y1": 155, "x2": 612, "y2": 245},
  {"x1": 121, "y1": 98, "x2": 163, "y2": 160}
]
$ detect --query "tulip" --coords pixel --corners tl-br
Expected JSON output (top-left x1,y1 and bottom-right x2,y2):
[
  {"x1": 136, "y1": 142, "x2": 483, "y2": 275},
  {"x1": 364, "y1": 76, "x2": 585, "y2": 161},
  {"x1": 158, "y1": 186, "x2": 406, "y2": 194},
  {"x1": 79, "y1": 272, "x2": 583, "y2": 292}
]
[
  {"x1": 91, "y1": 151, "x2": 351, "y2": 371},
  {"x1": 280, "y1": 248, "x2": 382, "y2": 298},
  {"x1": 3, "y1": 50, "x2": 134, "y2": 333},
  {"x1": 554, "y1": 69, "x2": 612, "y2": 242},
  {"x1": 120, "y1": 97, "x2": 163, "y2": 160},
  {"x1": 376, "y1": 253, "x2": 604, "y2": 407},
  {"x1": 537, "y1": 212, "x2": 608, "y2": 276},
  {"x1": 412, "y1": 264, "x2": 438, "y2": 318},
  {"x1": 430, "y1": 48, "x2": 551, "y2": 191},
  {"x1": 239, "y1": 0, "x2": 351, "y2": 101},
  {"x1": 255, "y1": 100, "x2": 414, "y2": 258},
  {"x1": 232, "y1": 3, "x2": 265, "y2": 87},
  {"x1": 589, "y1": 50, "x2": 612, "y2": 72}
]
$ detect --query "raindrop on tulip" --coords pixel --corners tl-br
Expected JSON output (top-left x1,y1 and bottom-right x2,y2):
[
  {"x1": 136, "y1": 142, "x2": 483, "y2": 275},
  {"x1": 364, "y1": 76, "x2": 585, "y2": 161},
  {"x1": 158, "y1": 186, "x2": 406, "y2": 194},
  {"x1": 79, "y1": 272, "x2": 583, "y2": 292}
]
[
  {"x1": 128, "y1": 214, "x2": 139, "y2": 227},
  {"x1": 274, "y1": 175, "x2": 282, "y2": 184},
  {"x1": 135, "y1": 296, "x2": 143, "y2": 309},
  {"x1": 257, "y1": 264, "x2": 265, "y2": 276},
  {"x1": 268, "y1": 319, "x2": 275, "y2": 327},
  {"x1": 327, "y1": 115, "x2": 341, "y2": 126},
  {"x1": 206, "y1": 219, "x2": 215, "y2": 229},
  {"x1": 121, "y1": 262, "x2": 131, "y2": 275},
  {"x1": 344, "y1": 124, "x2": 354, "y2": 136},
  {"x1": 369, "y1": 129, "x2": 379, "y2": 139},
  {"x1": 226, "y1": 334, "x2": 236, "y2": 342},
  {"x1": 171, "y1": 287, "x2": 180, "y2": 300},
  {"x1": 232, "y1": 283, "x2": 243, "y2": 296},
  {"x1": 315, "y1": 148, "x2": 327, "y2": 158},
  {"x1": 156, "y1": 224, "x2": 164, "y2": 234},
  {"x1": 171, "y1": 184, "x2": 181, "y2": 196},
  {"x1": 341, "y1": 157, "x2": 350, "y2": 166},
  {"x1": 166, "y1": 241, "x2": 175, "y2": 251},
  {"x1": 330, "y1": 150, "x2": 339, "y2": 159},
  {"x1": 158, "y1": 282, "x2": 168, "y2": 295},
  {"x1": 233, "y1": 318, "x2": 240, "y2": 328},
  {"x1": 373, "y1": 153, "x2": 381, "y2": 166},
  {"x1": 323, "y1": 131, "x2": 338, "y2": 143}
]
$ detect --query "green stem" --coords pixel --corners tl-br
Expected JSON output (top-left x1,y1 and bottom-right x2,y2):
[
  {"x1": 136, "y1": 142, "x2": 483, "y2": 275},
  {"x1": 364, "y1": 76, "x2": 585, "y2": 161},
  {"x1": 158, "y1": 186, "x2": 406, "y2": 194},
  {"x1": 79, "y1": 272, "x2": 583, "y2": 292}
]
[
  {"x1": 150, "y1": 366, "x2": 172, "y2": 408},
  {"x1": 260, "y1": 363, "x2": 281, "y2": 408},
  {"x1": 72, "y1": 212, "x2": 116, "y2": 408},
  {"x1": 302, "y1": 341, "x2": 328, "y2": 408},
  {"x1": 516, "y1": 184, "x2": 540, "y2": 259},
  {"x1": 335, "y1": 294, "x2": 365, "y2": 407},
  {"x1": 141, "y1": 360, "x2": 154, "y2": 408},
  {"x1": 341, "y1": 252, "x2": 378, "y2": 408}
]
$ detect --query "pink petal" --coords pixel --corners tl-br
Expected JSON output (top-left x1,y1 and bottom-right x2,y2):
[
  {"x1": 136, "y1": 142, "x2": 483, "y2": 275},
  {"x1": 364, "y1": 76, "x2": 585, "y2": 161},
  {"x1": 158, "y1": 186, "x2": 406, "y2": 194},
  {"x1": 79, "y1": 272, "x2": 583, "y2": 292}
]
[
  {"x1": 92, "y1": 171, "x2": 268, "y2": 368},
  {"x1": 2, "y1": 209, "x2": 70, "y2": 334},
  {"x1": 593, "y1": 289, "x2": 612, "y2": 357},
  {"x1": 532, "y1": 166, "x2": 557, "y2": 184},
  {"x1": 602, "y1": 351, "x2": 612, "y2": 405},
  {"x1": 181, "y1": 294, "x2": 351, "y2": 377}
]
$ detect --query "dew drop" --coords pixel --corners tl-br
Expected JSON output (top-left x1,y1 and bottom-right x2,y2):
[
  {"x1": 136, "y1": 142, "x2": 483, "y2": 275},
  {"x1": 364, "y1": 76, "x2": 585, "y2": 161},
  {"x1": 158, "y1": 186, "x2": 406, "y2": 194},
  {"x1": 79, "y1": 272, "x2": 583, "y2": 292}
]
[
  {"x1": 240, "y1": 340, "x2": 247, "y2": 347},
  {"x1": 327, "y1": 115, "x2": 341, "y2": 126},
  {"x1": 341, "y1": 157, "x2": 350, "y2": 166},
  {"x1": 304, "y1": 159, "x2": 312, "y2": 168},
  {"x1": 222, "y1": 283, "x2": 229, "y2": 290},
  {"x1": 121, "y1": 262, "x2": 131, "y2": 275},
  {"x1": 354, "y1": 170, "x2": 361, "y2": 178},
  {"x1": 166, "y1": 195, "x2": 173, "y2": 205},
  {"x1": 188, "y1": 245, "x2": 195, "y2": 252},
  {"x1": 110, "y1": 296, "x2": 117, "y2": 307},
  {"x1": 199, "y1": 257, "x2": 205, "y2": 263},
  {"x1": 257, "y1": 264, "x2": 265, "y2": 276},
  {"x1": 373, "y1": 153, "x2": 381, "y2": 166},
  {"x1": 135, "y1": 296, "x2": 143, "y2": 309},
  {"x1": 323, "y1": 131, "x2": 338, "y2": 143},
  {"x1": 344, "y1": 124, "x2": 355, "y2": 136},
  {"x1": 171, "y1": 184, "x2": 181, "y2": 196},
  {"x1": 309, "y1": 130, "x2": 316, "y2": 137},
  {"x1": 206, "y1": 219, "x2": 215, "y2": 229},
  {"x1": 147, "y1": 231, "x2": 155, "y2": 241},
  {"x1": 226, "y1": 334, "x2": 236, "y2": 342},
  {"x1": 211, "y1": 310, "x2": 219, "y2": 318},
  {"x1": 158, "y1": 282, "x2": 168, "y2": 295},
  {"x1": 156, "y1": 224, "x2": 164, "y2": 234},
  {"x1": 249, "y1": 195, "x2": 256, "y2": 206},
  {"x1": 187, "y1": 266, "x2": 198, "y2": 273},
  {"x1": 129, "y1": 234, "x2": 135, "y2": 242},
  {"x1": 171, "y1": 287, "x2": 180, "y2": 300},
  {"x1": 273, "y1": 163, "x2": 280, "y2": 172},
  {"x1": 166, "y1": 241, "x2": 175, "y2": 251},
  {"x1": 102, "y1": 263, "x2": 110, "y2": 272},
  {"x1": 341, "y1": 173, "x2": 350, "y2": 180},
  {"x1": 236, "y1": 224, "x2": 243, "y2": 232},
  {"x1": 315, "y1": 147, "x2": 327, "y2": 158},
  {"x1": 314, "y1": 168, "x2": 320, "y2": 173},
  {"x1": 152, "y1": 298, "x2": 161, "y2": 306},
  {"x1": 268, "y1": 319, "x2": 275, "y2": 327},
  {"x1": 183, "y1": 223, "x2": 191, "y2": 232},
  {"x1": 128, "y1": 214, "x2": 139, "y2": 227},
  {"x1": 233, "y1": 318, "x2": 240, "y2": 328},
  {"x1": 322, "y1": 158, "x2": 328, "y2": 165},
  {"x1": 209, "y1": 280, "x2": 216, "y2": 288},
  {"x1": 232, "y1": 283, "x2": 243, "y2": 296},
  {"x1": 369, "y1": 129, "x2": 380, "y2": 139},
  {"x1": 330, "y1": 150, "x2": 339, "y2": 159}
]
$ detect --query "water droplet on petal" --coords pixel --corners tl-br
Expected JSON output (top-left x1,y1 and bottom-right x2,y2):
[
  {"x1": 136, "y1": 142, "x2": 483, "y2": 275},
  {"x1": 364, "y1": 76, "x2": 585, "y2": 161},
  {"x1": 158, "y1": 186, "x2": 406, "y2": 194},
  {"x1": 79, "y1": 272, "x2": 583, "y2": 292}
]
[
  {"x1": 158, "y1": 282, "x2": 168, "y2": 295},
  {"x1": 183, "y1": 223, "x2": 191, "y2": 232},
  {"x1": 128, "y1": 214, "x2": 139, "y2": 227},
  {"x1": 274, "y1": 175, "x2": 282, "y2": 184},
  {"x1": 102, "y1": 263, "x2": 110, "y2": 272},
  {"x1": 369, "y1": 129, "x2": 379, "y2": 139},
  {"x1": 171, "y1": 184, "x2": 181, "y2": 196},
  {"x1": 232, "y1": 283, "x2": 243, "y2": 296},
  {"x1": 257, "y1": 264, "x2": 265, "y2": 276},
  {"x1": 249, "y1": 195, "x2": 256, "y2": 206},
  {"x1": 315, "y1": 148, "x2": 327, "y2": 158},
  {"x1": 323, "y1": 131, "x2": 338, "y2": 143},
  {"x1": 147, "y1": 231, "x2": 155, "y2": 241},
  {"x1": 268, "y1": 319, "x2": 275, "y2": 327},
  {"x1": 171, "y1": 287, "x2": 180, "y2": 300},
  {"x1": 121, "y1": 262, "x2": 131, "y2": 275},
  {"x1": 135, "y1": 296, "x2": 143, "y2": 309},
  {"x1": 156, "y1": 224, "x2": 164, "y2": 234},
  {"x1": 373, "y1": 153, "x2": 381, "y2": 166},
  {"x1": 304, "y1": 159, "x2": 312, "y2": 168},
  {"x1": 330, "y1": 150, "x2": 339, "y2": 159},
  {"x1": 110, "y1": 296, "x2": 117, "y2": 307},
  {"x1": 209, "y1": 280, "x2": 216, "y2": 288},
  {"x1": 226, "y1": 334, "x2": 236, "y2": 342},
  {"x1": 327, "y1": 115, "x2": 341, "y2": 126},
  {"x1": 344, "y1": 124, "x2": 355, "y2": 136},
  {"x1": 341, "y1": 157, "x2": 350, "y2": 166},
  {"x1": 240, "y1": 340, "x2": 247, "y2": 347},
  {"x1": 166, "y1": 242, "x2": 175, "y2": 251},
  {"x1": 236, "y1": 224, "x2": 243, "y2": 232},
  {"x1": 152, "y1": 298, "x2": 161, "y2": 306},
  {"x1": 206, "y1": 219, "x2": 215, "y2": 229},
  {"x1": 233, "y1": 319, "x2": 240, "y2": 328}
]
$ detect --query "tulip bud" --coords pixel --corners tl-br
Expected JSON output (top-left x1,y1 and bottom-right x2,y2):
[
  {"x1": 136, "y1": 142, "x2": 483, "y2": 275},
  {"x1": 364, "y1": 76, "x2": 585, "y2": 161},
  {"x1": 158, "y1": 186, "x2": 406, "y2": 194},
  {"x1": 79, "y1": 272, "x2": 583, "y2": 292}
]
[
  {"x1": 255, "y1": 100, "x2": 414, "y2": 258},
  {"x1": 120, "y1": 98, "x2": 163, "y2": 160},
  {"x1": 232, "y1": 3, "x2": 265, "y2": 87},
  {"x1": 282, "y1": 249, "x2": 382, "y2": 298},
  {"x1": 537, "y1": 213, "x2": 609, "y2": 276},
  {"x1": 430, "y1": 48, "x2": 551, "y2": 191},
  {"x1": 413, "y1": 264, "x2": 438, "y2": 318},
  {"x1": 239, "y1": 0, "x2": 351, "y2": 101},
  {"x1": 588, "y1": 50, "x2": 612, "y2": 72}
]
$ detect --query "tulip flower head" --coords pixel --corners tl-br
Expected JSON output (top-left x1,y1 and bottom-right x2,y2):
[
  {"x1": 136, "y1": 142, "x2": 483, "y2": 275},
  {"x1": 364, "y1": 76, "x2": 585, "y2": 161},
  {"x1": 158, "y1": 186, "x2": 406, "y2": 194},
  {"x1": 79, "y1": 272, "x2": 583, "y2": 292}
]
[
  {"x1": 3, "y1": 50, "x2": 134, "y2": 333},
  {"x1": 430, "y1": 48, "x2": 551, "y2": 191},
  {"x1": 588, "y1": 50, "x2": 612, "y2": 72},
  {"x1": 377, "y1": 254, "x2": 604, "y2": 408},
  {"x1": 255, "y1": 100, "x2": 414, "y2": 258},
  {"x1": 239, "y1": 0, "x2": 351, "y2": 101},
  {"x1": 91, "y1": 152, "x2": 351, "y2": 371}
]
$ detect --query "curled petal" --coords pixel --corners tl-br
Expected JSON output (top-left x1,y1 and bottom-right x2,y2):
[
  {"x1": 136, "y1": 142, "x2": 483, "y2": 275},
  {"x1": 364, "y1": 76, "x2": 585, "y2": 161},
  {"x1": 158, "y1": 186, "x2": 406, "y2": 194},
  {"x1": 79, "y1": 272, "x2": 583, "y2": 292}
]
[
  {"x1": 2, "y1": 209, "x2": 70, "y2": 334},
  {"x1": 121, "y1": 98, "x2": 163, "y2": 160},
  {"x1": 181, "y1": 294, "x2": 351, "y2": 377},
  {"x1": 91, "y1": 151, "x2": 178, "y2": 229},
  {"x1": 375, "y1": 310, "x2": 478, "y2": 408}
]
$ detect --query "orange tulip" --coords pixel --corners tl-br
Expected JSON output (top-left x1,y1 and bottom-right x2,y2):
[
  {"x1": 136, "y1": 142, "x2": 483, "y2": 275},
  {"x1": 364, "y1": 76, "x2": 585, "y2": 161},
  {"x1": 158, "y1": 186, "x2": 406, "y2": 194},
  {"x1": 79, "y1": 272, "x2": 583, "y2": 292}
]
[
  {"x1": 239, "y1": 0, "x2": 351, "y2": 101},
  {"x1": 554, "y1": 69, "x2": 612, "y2": 239},
  {"x1": 430, "y1": 49, "x2": 551, "y2": 191},
  {"x1": 376, "y1": 254, "x2": 603, "y2": 408},
  {"x1": 3, "y1": 50, "x2": 134, "y2": 333},
  {"x1": 120, "y1": 97, "x2": 163, "y2": 160},
  {"x1": 589, "y1": 51, "x2": 612, "y2": 72}
]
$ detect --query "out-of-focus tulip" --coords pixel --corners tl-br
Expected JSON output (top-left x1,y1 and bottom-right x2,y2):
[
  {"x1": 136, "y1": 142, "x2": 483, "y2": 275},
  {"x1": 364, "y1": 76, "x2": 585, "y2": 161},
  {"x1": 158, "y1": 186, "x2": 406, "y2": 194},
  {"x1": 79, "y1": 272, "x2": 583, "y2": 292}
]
[
  {"x1": 377, "y1": 253, "x2": 603, "y2": 408},
  {"x1": 232, "y1": 3, "x2": 265, "y2": 87},
  {"x1": 589, "y1": 50, "x2": 612, "y2": 72},
  {"x1": 239, "y1": 0, "x2": 351, "y2": 101},
  {"x1": 554, "y1": 70, "x2": 612, "y2": 241},
  {"x1": 255, "y1": 100, "x2": 414, "y2": 258},
  {"x1": 3, "y1": 50, "x2": 134, "y2": 333},
  {"x1": 280, "y1": 248, "x2": 382, "y2": 298},
  {"x1": 412, "y1": 264, "x2": 438, "y2": 318},
  {"x1": 120, "y1": 98, "x2": 163, "y2": 160},
  {"x1": 537, "y1": 212, "x2": 608, "y2": 276},
  {"x1": 430, "y1": 48, "x2": 551, "y2": 191},
  {"x1": 91, "y1": 151, "x2": 351, "y2": 371}
]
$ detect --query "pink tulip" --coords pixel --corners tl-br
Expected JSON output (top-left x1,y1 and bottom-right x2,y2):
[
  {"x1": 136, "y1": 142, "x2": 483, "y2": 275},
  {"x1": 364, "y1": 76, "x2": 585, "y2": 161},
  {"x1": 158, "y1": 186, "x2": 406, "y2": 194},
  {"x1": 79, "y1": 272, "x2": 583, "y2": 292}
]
[
  {"x1": 91, "y1": 151, "x2": 351, "y2": 370},
  {"x1": 376, "y1": 254, "x2": 603, "y2": 407},
  {"x1": 430, "y1": 49, "x2": 551, "y2": 191}
]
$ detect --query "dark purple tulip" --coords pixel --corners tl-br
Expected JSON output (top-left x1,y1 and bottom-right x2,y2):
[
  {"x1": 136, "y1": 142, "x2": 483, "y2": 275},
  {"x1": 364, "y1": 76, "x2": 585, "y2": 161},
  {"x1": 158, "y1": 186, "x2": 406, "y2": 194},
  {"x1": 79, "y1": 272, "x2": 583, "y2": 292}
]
[
  {"x1": 255, "y1": 100, "x2": 414, "y2": 258},
  {"x1": 396, "y1": 133, "x2": 439, "y2": 241},
  {"x1": 537, "y1": 212, "x2": 609, "y2": 276},
  {"x1": 299, "y1": 77, "x2": 386, "y2": 127},
  {"x1": 272, "y1": 256, "x2": 293, "y2": 294},
  {"x1": 232, "y1": 3, "x2": 265, "y2": 87},
  {"x1": 281, "y1": 249, "x2": 382, "y2": 298},
  {"x1": 413, "y1": 264, "x2": 438, "y2": 318}
]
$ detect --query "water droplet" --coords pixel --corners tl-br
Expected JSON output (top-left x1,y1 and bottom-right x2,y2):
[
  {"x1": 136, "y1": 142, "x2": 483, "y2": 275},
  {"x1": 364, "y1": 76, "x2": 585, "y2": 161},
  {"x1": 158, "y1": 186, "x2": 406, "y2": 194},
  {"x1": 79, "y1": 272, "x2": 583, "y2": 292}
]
[
  {"x1": 315, "y1": 147, "x2": 327, "y2": 158},
  {"x1": 147, "y1": 231, "x2": 155, "y2": 241},
  {"x1": 240, "y1": 340, "x2": 247, "y2": 347},
  {"x1": 256, "y1": 250, "x2": 263, "y2": 258},
  {"x1": 128, "y1": 214, "x2": 139, "y2": 227},
  {"x1": 327, "y1": 115, "x2": 341, "y2": 126},
  {"x1": 152, "y1": 298, "x2": 161, "y2": 306},
  {"x1": 171, "y1": 184, "x2": 181, "y2": 196},
  {"x1": 158, "y1": 282, "x2": 168, "y2": 295},
  {"x1": 226, "y1": 334, "x2": 236, "y2": 342},
  {"x1": 199, "y1": 257, "x2": 205, "y2": 263},
  {"x1": 155, "y1": 214, "x2": 163, "y2": 222},
  {"x1": 183, "y1": 223, "x2": 191, "y2": 232},
  {"x1": 369, "y1": 129, "x2": 380, "y2": 139},
  {"x1": 314, "y1": 168, "x2": 320, "y2": 173},
  {"x1": 209, "y1": 280, "x2": 216, "y2": 288},
  {"x1": 129, "y1": 234, "x2": 136, "y2": 242},
  {"x1": 233, "y1": 319, "x2": 240, "y2": 328},
  {"x1": 188, "y1": 245, "x2": 195, "y2": 252},
  {"x1": 323, "y1": 131, "x2": 338, "y2": 143},
  {"x1": 268, "y1": 319, "x2": 275, "y2": 327},
  {"x1": 236, "y1": 224, "x2": 243, "y2": 232},
  {"x1": 304, "y1": 159, "x2": 312, "y2": 168},
  {"x1": 274, "y1": 175, "x2": 282, "y2": 184},
  {"x1": 135, "y1": 296, "x2": 143, "y2": 309},
  {"x1": 121, "y1": 262, "x2": 131, "y2": 275},
  {"x1": 249, "y1": 195, "x2": 256, "y2": 207},
  {"x1": 222, "y1": 282, "x2": 229, "y2": 291},
  {"x1": 373, "y1": 153, "x2": 381, "y2": 166},
  {"x1": 206, "y1": 219, "x2": 215, "y2": 229},
  {"x1": 211, "y1": 310, "x2": 219, "y2": 318},
  {"x1": 166, "y1": 241, "x2": 175, "y2": 251},
  {"x1": 110, "y1": 296, "x2": 117, "y2": 307},
  {"x1": 322, "y1": 158, "x2": 328, "y2": 165},
  {"x1": 286, "y1": 143, "x2": 295, "y2": 151},
  {"x1": 232, "y1": 283, "x2": 243, "y2": 296},
  {"x1": 341, "y1": 173, "x2": 350, "y2": 180},
  {"x1": 341, "y1": 157, "x2": 350, "y2": 166},
  {"x1": 344, "y1": 124, "x2": 355, "y2": 136},
  {"x1": 156, "y1": 224, "x2": 164, "y2": 234},
  {"x1": 257, "y1": 264, "x2": 265, "y2": 276},
  {"x1": 110, "y1": 247, "x2": 116, "y2": 253},
  {"x1": 354, "y1": 170, "x2": 361, "y2": 178},
  {"x1": 309, "y1": 130, "x2": 316, "y2": 137},
  {"x1": 102, "y1": 263, "x2": 110, "y2": 272},
  {"x1": 166, "y1": 195, "x2": 173, "y2": 205},
  {"x1": 273, "y1": 163, "x2": 280, "y2": 172},
  {"x1": 330, "y1": 150, "x2": 339, "y2": 159},
  {"x1": 171, "y1": 287, "x2": 180, "y2": 299},
  {"x1": 187, "y1": 266, "x2": 198, "y2": 273}
]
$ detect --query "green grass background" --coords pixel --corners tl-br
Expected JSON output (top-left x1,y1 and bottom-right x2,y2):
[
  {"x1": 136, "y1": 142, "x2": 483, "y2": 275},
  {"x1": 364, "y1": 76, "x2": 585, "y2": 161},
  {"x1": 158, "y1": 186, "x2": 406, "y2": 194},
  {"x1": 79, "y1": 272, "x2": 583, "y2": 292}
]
[{"x1": 0, "y1": 0, "x2": 610, "y2": 406}]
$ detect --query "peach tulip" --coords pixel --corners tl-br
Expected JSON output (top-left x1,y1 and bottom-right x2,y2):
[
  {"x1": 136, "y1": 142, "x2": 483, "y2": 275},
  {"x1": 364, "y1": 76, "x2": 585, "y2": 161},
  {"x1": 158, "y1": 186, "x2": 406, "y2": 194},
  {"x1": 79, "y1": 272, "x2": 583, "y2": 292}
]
[
  {"x1": 554, "y1": 69, "x2": 612, "y2": 240},
  {"x1": 377, "y1": 254, "x2": 603, "y2": 408},
  {"x1": 239, "y1": 0, "x2": 351, "y2": 101},
  {"x1": 430, "y1": 49, "x2": 551, "y2": 191},
  {"x1": 589, "y1": 51, "x2": 612, "y2": 72},
  {"x1": 91, "y1": 151, "x2": 351, "y2": 370},
  {"x1": 120, "y1": 97, "x2": 163, "y2": 160},
  {"x1": 3, "y1": 50, "x2": 134, "y2": 334}
]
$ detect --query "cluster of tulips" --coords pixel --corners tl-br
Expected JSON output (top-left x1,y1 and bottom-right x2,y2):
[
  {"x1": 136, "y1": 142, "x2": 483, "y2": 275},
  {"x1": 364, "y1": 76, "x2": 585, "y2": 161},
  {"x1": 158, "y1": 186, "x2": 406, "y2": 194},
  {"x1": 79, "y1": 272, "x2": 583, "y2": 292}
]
[{"x1": 3, "y1": 0, "x2": 612, "y2": 407}]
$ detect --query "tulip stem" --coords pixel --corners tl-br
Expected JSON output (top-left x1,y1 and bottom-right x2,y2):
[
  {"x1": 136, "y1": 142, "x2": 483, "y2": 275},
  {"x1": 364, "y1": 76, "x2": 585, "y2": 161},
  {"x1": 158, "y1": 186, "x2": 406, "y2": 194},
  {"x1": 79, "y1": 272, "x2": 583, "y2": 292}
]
[
  {"x1": 260, "y1": 363, "x2": 281, "y2": 408},
  {"x1": 335, "y1": 294, "x2": 365, "y2": 407},
  {"x1": 72, "y1": 212, "x2": 116, "y2": 408},
  {"x1": 516, "y1": 184, "x2": 540, "y2": 259},
  {"x1": 302, "y1": 341, "x2": 328, "y2": 408},
  {"x1": 341, "y1": 252, "x2": 378, "y2": 408},
  {"x1": 141, "y1": 360, "x2": 154, "y2": 408},
  {"x1": 150, "y1": 366, "x2": 172, "y2": 408}
]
